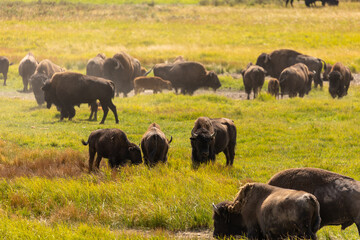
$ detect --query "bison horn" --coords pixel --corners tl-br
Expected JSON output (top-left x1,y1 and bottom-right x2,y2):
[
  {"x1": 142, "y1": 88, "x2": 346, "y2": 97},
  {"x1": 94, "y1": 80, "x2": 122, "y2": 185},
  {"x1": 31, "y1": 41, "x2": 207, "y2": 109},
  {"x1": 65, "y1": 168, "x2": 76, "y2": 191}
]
[
  {"x1": 168, "y1": 136, "x2": 173, "y2": 144},
  {"x1": 212, "y1": 203, "x2": 220, "y2": 215},
  {"x1": 211, "y1": 132, "x2": 216, "y2": 138},
  {"x1": 114, "y1": 59, "x2": 120, "y2": 70}
]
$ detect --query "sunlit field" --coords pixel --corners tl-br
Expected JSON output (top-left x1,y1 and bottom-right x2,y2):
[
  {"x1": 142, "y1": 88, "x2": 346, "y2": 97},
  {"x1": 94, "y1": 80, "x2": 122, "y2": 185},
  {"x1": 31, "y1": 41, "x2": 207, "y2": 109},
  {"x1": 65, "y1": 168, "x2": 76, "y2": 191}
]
[{"x1": 1, "y1": 1, "x2": 360, "y2": 239}]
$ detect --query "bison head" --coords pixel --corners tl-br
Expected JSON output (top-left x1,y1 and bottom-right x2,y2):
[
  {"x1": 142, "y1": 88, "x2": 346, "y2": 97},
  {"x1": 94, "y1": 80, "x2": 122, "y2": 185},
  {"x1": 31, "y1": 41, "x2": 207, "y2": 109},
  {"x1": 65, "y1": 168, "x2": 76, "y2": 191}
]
[
  {"x1": 30, "y1": 73, "x2": 48, "y2": 105},
  {"x1": 306, "y1": 71, "x2": 315, "y2": 94},
  {"x1": 213, "y1": 201, "x2": 246, "y2": 238},
  {"x1": 128, "y1": 143, "x2": 143, "y2": 165},
  {"x1": 205, "y1": 71, "x2": 221, "y2": 91},
  {"x1": 328, "y1": 71, "x2": 342, "y2": 98},
  {"x1": 41, "y1": 80, "x2": 53, "y2": 109},
  {"x1": 153, "y1": 64, "x2": 173, "y2": 80},
  {"x1": 256, "y1": 53, "x2": 272, "y2": 76},
  {"x1": 103, "y1": 58, "x2": 120, "y2": 81},
  {"x1": 190, "y1": 129, "x2": 216, "y2": 166}
]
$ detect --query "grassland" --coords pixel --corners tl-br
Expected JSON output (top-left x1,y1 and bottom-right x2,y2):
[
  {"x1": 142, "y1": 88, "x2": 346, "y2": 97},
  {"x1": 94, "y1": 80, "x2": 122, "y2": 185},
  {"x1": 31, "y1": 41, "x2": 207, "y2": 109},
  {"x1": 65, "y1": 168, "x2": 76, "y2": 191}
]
[{"x1": 1, "y1": 1, "x2": 360, "y2": 239}]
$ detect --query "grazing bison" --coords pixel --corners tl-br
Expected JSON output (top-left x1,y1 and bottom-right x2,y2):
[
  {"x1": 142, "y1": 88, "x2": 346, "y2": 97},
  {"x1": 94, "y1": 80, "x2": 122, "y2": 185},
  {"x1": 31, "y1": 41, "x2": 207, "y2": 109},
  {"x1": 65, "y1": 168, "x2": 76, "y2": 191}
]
[
  {"x1": 140, "y1": 123, "x2": 173, "y2": 167},
  {"x1": 86, "y1": 53, "x2": 106, "y2": 78},
  {"x1": 103, "y1": 51, "x2": 142, "y2": 97},
  {"x1": 213, "y1": 183, "x2": 321, "y2": 239},
  {"x1": 162, "y1": 61, "x2": 221, "y2": 95},
  {"x1": 268, "y1": 167, "x2": 360, "y2": 235},
  {"x1": 42, "y1": 72, "x2": 119, "y2": 124},
  {"x1": 279, "y1": 63, "x2": 314, "y2": 98},
  {"x1": 0, "y1": 56, "x2": 12, "y2": 86},
  {"x1": 18, "y1": 52, "x2": 38, "y2": 92},
  {"x1": 256, "y1": 49, "x2": 326, "y2": 88},
  {"x1": 267, "y1": 78, "x2": 280, "y2": 98},
  {"x1": 328, "y1": 62, "x2": 353, "y2": 98},
  {"x1": 134, "y1": 76, "x2": 172, "y2": 95},
  {"x1": 241, "y1": 63, "x2": 266, "y2": 100},
  {"x1": 30, "y1": 59, "x2": 65, "y2": 105},
  {"x1": 82, "y1": 128, "x2": 142, "y2": 172},
  {"x1": 190, "y1": 117, "x2": 236, "y2": 168}
]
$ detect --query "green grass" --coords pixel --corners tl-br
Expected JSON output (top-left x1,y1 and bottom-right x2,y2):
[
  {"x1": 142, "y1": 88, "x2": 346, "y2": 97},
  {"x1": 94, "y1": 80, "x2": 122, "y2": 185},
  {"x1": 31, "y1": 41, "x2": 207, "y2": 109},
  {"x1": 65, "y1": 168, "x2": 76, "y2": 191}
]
[{"x1": 1, "y1": 1, "x2": 360, "y2": 239}]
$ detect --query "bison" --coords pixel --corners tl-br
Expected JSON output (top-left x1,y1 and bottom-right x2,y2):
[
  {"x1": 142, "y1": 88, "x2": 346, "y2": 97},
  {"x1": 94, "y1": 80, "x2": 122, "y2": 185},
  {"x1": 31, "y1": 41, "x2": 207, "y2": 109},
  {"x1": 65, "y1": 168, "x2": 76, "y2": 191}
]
[
  {"x1": 268, "y1": 167, "x2": 360, "y2": 236},
  {"x1": 86, "y1": 53, "x2": 106, "y2": 78},
  {"x1": 0, "y1": 56, "x2": 12, "y2": 86},
  {"x1": 213, "y1": 182, "x2": 321, "y2": 239},
  {"x1": 328, "y1": 62, "x2": 353, "y2": 98},
  {"x1": 42, "y1": 72, "x2": 119, "y2": 124},
  {"x1": 279, "y1": 63, "x2": 314, "y2": 98},
  {"x1": 161, "y1": 61, "x2": 221, "y2": 95},
  {"x1": 29, "y1": 59, "x2": 65, "y2": 105},
  {"x1": 82, "y1": 128, "x2": 142, "y2": 172},
  {"x1": 18, "y1": 52, "x2": 38, "y2": 92},
  {"x1": 267, "y1": 78, "x2": 280, "y2": 98},
  {"x1": 140, "y1": 123, "x2": 173, "y2": 167},
  {"x1": 103, "y1": 51, "x2": 142, "y2": 97},
  {"x1": 134, "y1": 76, "x2": 172, "y2": 95},
  {"x1": 256, "y1": 49, "x2": 326, "y2": 88},
  {"x1": 190, "y1": 117, "x2": 236, "y2": 168},
  {"x1": 241, "y1": 63, "x2": 266, "y2": 100}
]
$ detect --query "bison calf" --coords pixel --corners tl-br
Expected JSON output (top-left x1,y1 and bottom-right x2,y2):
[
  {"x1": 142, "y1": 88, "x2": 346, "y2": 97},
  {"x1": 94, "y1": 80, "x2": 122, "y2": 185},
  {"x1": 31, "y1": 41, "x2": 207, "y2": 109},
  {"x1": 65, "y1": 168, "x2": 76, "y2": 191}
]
[
  {"x1": 82, "y1": 128, "x2": 142, "y2": 172},
  {"x1": 213, "y1": 183, "x2": 321, "y2": 239},
  {"x1": 141, "y1": 123, "x2": 172, "y2": 167},
  {"x1": 134, "y1": 76, "x2": 172, "y2": 95},
  {"x1": 190, "y1": 117, "x2": 236, "y2": 168},
  {"x1": 279, "y1": 63, "x2": 314, "y2": 98},
  {"x1": 42, "y1": 72, "x2": 119, "y2": 124},
  {"x1": 328, "y1": 62, "x2": 353, "y2": 98},
  {"x1": 268, "y1": 167, "x2": 360, "y2": 236},
  {"x1": 267, "y1": 78, "x2": 279, "y2": 98},
  {"x1": 241, "y1": 63, "x2": 266, "y2": 100}
]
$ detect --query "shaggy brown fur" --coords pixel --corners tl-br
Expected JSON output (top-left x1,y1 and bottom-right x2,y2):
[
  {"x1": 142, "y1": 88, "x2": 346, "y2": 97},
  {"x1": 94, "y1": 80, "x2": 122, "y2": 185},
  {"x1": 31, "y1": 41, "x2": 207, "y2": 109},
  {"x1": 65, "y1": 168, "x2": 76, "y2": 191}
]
[
  {"x1": 268, "y1": 167, "x2": 360, "y2": 235},
  {"x1": 213, "y1": 182, "x2": 320, "y2": 239},
  {"x1": 191, "y1": 117, "x2": 236, "y2": 167},
  {"x1": 267, "y1": 78, "x2": 279, "y2": 98},
  {"x1": 82, "y1": 128, "x2": 142, "y2": 172},
  {"x1": 86, "y1": 53, "x2": 106, "y2": 78},
  {"x1": 0, "y1": 56, "x2": 12, "y2": 86},
  {"x1": 328, "y1": 62, "x2": 353, "y2": 98},
  {"x1": 140, "y1": 123, "x2": 172, "y2": 167},
  {"x1": 18, "y1": 52, "x2": 38, "y2": 92},
  {"x1": 42, "y1": 72, "x2": 118, "y2": 124},
  {"x1": 279, "y1": 63, "x2": 314, "y2": 98},
  {"x1": 134, "y1": 76, "x2": 172, "y2": 94},
  {"x1": 241, "y1": 63, "x2": 266, "y2": 100}
]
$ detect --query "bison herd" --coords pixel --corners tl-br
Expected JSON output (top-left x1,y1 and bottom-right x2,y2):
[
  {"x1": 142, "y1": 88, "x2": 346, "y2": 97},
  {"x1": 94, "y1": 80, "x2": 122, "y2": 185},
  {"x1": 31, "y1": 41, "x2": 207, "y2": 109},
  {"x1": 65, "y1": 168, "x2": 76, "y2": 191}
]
[{"x1": 0, "y1": 49, "x2": 358, "y2": 239}]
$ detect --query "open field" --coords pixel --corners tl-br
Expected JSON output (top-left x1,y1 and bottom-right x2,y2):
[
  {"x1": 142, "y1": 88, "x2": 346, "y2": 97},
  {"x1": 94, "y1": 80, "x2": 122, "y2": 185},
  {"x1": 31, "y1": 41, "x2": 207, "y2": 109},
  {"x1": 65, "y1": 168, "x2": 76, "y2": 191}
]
[{"x1": 1, "y1": 1, "x2": 360, "y2": 239}]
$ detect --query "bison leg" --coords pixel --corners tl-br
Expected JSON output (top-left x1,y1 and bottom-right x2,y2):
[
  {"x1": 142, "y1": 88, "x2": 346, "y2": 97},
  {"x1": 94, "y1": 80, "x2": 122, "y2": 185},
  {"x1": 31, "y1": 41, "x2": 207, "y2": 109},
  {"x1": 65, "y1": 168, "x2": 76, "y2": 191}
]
[
  {"x1": 94, "y1": 154, "x2": 102, "y2": 170},
  {"x1": 3, "y1": 73, "x2": 7, "y2": 86},
  {"x1": 22, "y1": 76, "x2": 29, "y2": 92},
  {"x1": 68, "y1": 106, "x2": 76, "y2": 120},
  {"x1": 89, "y1": 101, "x2": 98, "y2": 121},
  {"x1": 88, "y1": 147, "x2": 96, "y2": 173}
]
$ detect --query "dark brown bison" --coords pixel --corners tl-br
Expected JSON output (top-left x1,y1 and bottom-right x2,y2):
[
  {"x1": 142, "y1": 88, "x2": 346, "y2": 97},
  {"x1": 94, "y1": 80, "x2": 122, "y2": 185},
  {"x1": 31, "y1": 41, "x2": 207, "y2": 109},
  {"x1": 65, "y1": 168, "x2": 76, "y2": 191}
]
[
  {"x1": 190, "y1": 117, "x2": 236, "y2": 168},
  {"x1": 328, "y1": 62, "x2": 353, "y2": 98},
  {"x1": 213, "y1": 182, "x2": 321, "y2": 239},
  {"x1": 241, "y1": 63, "x2": 266, "y2": 100},
  {"x1": 103, "y1": 52, "x2": 142, "y2": 97},
  {"x1": 82, "y1": 128, "x2": 142, "y2": 172},
  {"x1": 140, "y1": 123, "x2": 173, "y2": 167},
  {"x1": 256, "y1": 49, "x2": 326, "y2": 88},
  {"x1": 42, "y1": 72, "x2": 119, "y2": 124},
  {"x1": 29, "y1": 59, "x2": 65, "y2": 105},
  {"x1": 86, "y1": 53, "x2": 106, "y2": 78},
  {"x1": 279, "y1": 63, "x2": 314, "y2": 98},
  {"x1": 0, "y1": 56, "x2": 13, "y2": 86},
  {"x1": 134, "y1": 76, "x2": 172, "y2": 95},
  {"x1": 322, "y1": 63, "x2": 332, "y2": 82},
  {"x1": 268, "y1": 167, "x2": 360, "y2": 235},
  {"x1": 267, "y1": 78, "x2": 280, "y2": 98},
  {"x1": 18, "y1": 52, "x2": 38, "y2": 92},
  {"x1": 161, "y1": 61, "x2": 221, "y2": 95}
]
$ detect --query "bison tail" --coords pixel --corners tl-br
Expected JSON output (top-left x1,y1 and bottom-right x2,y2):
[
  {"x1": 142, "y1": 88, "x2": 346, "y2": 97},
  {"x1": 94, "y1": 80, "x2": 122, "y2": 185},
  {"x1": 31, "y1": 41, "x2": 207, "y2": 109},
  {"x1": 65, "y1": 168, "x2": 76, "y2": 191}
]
[
  {"x1": 9, "y1": 62, "x2": 14, "y2": 66},
  {"x1": 148, "y1": 135, "x2": 158, "y2": 164},
  {"x1": 319, "y1": 58, "x2": 327, "y2": 71},
  {"x1": 81, "y1": 140, "x2": 89, "y2": 146}
]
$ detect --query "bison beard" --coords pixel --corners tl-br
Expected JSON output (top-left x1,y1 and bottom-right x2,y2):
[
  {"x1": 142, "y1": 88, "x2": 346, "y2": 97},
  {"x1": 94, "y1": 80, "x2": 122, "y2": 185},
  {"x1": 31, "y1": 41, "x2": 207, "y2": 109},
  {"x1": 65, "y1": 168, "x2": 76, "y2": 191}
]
[{"x1": 42, "y1": 72, "x2": 119, "y2": 124}]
